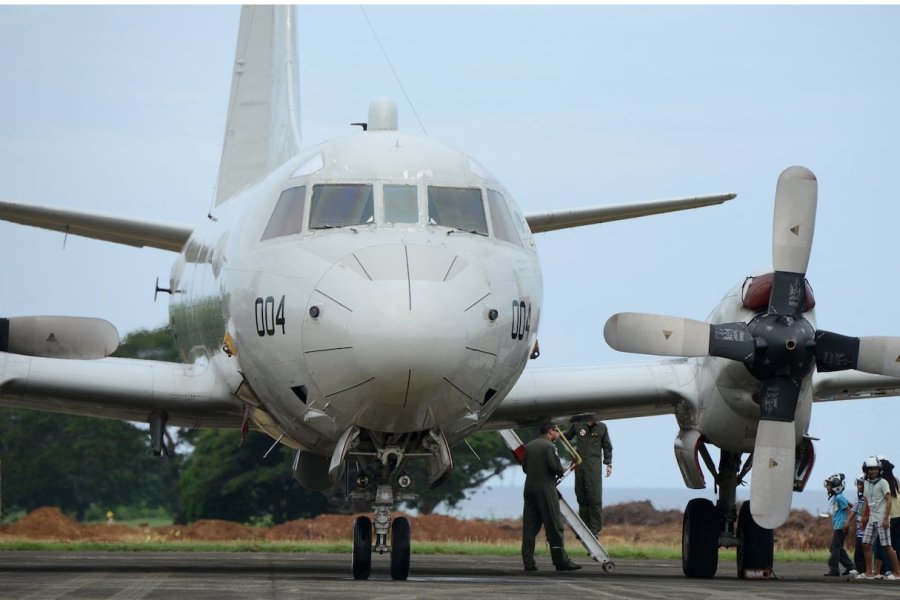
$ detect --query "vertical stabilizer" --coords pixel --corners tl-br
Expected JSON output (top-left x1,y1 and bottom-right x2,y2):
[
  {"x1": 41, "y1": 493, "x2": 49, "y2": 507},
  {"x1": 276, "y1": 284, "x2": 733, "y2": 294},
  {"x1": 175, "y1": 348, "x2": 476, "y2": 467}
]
[{"x1": 215, "y1": 5, "x2": 301, "y2": 205}]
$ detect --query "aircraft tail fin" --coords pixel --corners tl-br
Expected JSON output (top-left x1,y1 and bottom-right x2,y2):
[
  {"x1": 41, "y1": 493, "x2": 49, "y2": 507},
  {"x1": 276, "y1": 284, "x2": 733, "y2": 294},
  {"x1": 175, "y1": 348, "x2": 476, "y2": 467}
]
[{"x1": 215, "y1": 5, "x2": 302, "y2": 205}]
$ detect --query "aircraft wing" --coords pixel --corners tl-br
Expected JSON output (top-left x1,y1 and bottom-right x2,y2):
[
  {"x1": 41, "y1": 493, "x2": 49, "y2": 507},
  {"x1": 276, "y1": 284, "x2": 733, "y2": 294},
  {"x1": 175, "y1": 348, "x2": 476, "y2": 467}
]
[
  {"x1": 0, "y1": 199, "x2": 193, "y2": 252},
  {"x1": 525, "y1": 193, "x2": 736, "y2": 234},
  {"x1": 812, "y1": 370, "x2": 900, "y2": 403},
  {"x1": 486, "y1": 359, "x2": 698, "y2": 429},
  {"x1": 0, "y1": 352, "x2": 241, "y2": 428}
]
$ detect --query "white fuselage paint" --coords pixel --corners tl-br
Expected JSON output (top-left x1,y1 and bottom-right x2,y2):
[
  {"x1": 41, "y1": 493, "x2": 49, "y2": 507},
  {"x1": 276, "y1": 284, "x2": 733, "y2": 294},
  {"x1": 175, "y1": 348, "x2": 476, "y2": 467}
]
[{"x1": 169, "y1": 130, "x2": 542, "y2": 453}]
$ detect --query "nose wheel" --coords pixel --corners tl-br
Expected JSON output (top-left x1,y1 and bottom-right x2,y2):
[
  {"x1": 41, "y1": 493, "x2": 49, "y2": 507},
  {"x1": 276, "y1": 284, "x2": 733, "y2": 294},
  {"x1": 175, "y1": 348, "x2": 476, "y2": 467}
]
[
  {"x1": 390, "y1": 517, "x2": 411, "y2": 580},
  {"x1": 352, "y1": 516, "x2": 373, "y2": 580}
]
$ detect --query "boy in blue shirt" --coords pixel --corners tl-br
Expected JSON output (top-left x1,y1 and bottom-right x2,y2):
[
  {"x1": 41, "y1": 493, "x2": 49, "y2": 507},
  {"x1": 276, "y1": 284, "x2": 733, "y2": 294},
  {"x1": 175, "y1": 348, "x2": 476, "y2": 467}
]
[{"x1": 824, "y1": 473, "x2": 857, "y2": 576}]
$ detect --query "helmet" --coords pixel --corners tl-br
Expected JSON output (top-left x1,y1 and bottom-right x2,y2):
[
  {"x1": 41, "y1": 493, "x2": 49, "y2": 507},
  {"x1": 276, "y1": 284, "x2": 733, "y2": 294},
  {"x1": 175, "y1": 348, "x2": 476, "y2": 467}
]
[
  {"x1": 824, "y1": 473, "x2": 845, "y2": 494},
  {"x1": 856, "y1": 473, "x2": 866, "y2": 484},
  {"x1": 878, "y1": 455, "x2": 895, "y2": 470},
  {"x1": 864, "y1": 456, "x2": 883, "y2": 481}
]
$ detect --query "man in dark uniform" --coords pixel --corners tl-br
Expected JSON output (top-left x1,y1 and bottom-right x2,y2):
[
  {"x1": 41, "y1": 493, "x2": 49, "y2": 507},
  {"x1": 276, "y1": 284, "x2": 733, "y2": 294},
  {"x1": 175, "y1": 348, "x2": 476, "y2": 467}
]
[
  {"x1": 565, "y1": 413, "x2": 613, "y2": 538},
  {"x1": 521, "y1": 423, "x2": 581, "y2": 572}
]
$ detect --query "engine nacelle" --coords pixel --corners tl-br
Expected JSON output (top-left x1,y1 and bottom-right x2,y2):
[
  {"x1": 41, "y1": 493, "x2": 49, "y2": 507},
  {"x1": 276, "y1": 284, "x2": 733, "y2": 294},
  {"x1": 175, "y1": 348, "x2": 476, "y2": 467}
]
[{"x1": 0, "y1": 316, "x2": 118, "y2": 359}]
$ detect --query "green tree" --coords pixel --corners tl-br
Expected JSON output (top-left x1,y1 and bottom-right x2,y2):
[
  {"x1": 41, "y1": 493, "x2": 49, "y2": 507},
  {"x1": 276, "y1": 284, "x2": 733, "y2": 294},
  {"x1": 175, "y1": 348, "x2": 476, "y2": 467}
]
[
  {"x1": 179, "y1": 429, "x2": 328, "y2": 524},
  {"x1": 113, "y1": 326, "x2": 181, "y2": 362},
  {"x1": 403, "y1": 431, "x2": 518, "y2": 514},
  {"x1": 0, "y1": 409, "x2": 171, "y2": 520}
]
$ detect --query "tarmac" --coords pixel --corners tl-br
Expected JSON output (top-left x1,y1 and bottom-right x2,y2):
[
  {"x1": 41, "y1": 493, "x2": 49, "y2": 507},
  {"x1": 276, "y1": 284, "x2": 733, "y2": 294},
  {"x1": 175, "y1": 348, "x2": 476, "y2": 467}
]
[{"x1": 2, "y1": 551, "x2": 900, "y2": 599}]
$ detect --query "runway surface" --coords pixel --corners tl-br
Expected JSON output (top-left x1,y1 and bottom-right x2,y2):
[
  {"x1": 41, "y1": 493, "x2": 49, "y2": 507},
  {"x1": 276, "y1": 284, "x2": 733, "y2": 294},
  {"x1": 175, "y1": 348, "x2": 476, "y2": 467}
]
[{"x1": 2, "y1": 551, "x2": 900, "y2": 599}]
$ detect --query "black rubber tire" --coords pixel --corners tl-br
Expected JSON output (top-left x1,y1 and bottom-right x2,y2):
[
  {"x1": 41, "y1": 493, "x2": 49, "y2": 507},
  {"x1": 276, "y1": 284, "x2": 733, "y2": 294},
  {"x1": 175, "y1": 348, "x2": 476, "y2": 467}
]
[
  {"x1": 351, "y1": 516, "x2": 372, "y2": 580},
  {"x1": 682, "y1": 498, "x2": 719, "y2": 578},
  {"x1": 736, "y1": 501, "x2": 774, "y2": 578},
  {"x1": 390, "y1": 516, "x2": 411, "y2": 581}
]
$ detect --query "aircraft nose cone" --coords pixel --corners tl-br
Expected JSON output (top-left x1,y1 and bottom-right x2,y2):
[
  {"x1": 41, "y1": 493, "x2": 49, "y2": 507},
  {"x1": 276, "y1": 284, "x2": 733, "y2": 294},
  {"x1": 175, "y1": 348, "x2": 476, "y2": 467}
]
[{"x1": 301, "y1": 244, "x2": 500, "y2": 432}]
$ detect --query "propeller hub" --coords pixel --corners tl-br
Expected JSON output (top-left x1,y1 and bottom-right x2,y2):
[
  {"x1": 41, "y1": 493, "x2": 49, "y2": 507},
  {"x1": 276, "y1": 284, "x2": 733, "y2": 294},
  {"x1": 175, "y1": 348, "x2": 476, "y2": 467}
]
[{"x1": 746, "y1": 314, "x2": 816, "y2": 381}]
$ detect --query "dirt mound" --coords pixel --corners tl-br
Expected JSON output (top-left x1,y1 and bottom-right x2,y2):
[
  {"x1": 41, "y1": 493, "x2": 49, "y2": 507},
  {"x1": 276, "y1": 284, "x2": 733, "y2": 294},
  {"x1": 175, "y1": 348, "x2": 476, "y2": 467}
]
[
  {"x1": 0, "y1": 503, "x2": 838, "y2": 550},
  {"x1": 164, "y1": 519, "x2": 263, "y2": 541},
  {"x1": 604, "y1": 500, "x2": 682, "y2": 527},
  {"x1": 5, "y1": 507, "x2": 83, "y2": 540},
  {"x1": 266, "y1": 513, "x2": 519, "y2": 543},
  {"x1": 777, "y1": 508, "x2": 832, "y2": 549}
]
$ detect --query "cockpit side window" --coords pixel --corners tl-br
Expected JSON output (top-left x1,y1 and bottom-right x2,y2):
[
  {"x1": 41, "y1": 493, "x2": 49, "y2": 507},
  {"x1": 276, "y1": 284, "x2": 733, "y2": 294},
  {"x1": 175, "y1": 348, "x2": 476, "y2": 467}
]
[
  {"x1": 261, "y1": 186, "x2": 306, "y2": 241},
  {"x1": 384, "y1": 184, "x2": 419, "y2": 223},
  {"x1": 427, "y1": 186, "x2": 487, "y2": 235},
  {"x1": 309, "y1": 184, "x2": 374, "y2": 229},
  {"x1": 487, "y1": 189, "x2": 524, "y2": 247}
]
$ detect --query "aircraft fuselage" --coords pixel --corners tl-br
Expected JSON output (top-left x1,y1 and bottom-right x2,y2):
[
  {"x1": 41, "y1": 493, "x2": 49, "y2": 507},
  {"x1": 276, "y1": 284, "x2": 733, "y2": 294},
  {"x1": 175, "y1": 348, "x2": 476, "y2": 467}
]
[{"x1": 169, "y1": 127, "x2": 542, "y2": 454}]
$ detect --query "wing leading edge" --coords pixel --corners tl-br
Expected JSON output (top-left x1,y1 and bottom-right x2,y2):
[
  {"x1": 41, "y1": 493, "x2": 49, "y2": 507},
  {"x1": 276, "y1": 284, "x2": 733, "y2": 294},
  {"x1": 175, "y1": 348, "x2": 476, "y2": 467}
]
[
  {"x1": 0, "y1": 199, "x2": 193, "y2": 252},
  {"x1": 487, "y1": 359, "x2": 699, "y2": 430},
  {"x1": 525, "y1": 193, "x2": 736, "y2": 234},
  {"x1": 0, "y1": 352, "x2": 241, "y2": 428}
]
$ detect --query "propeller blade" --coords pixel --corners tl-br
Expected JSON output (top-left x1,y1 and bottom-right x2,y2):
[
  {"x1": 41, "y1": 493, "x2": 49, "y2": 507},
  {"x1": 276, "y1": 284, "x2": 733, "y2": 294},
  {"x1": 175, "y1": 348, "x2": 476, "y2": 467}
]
[
  {"x1": 604, "y1": 313, "x2": 710, "y2": 357},
  {"x1": 769, "y1": 167, "x2": 817, "y2": 316},
  {"x1": 750, "y1": 419, "x2": 796, "y2": 529},
  {"x1": 771, "y1": 166, "x2": 817, "y2": 276},
  {"x1": 750, "y1": 377, "x2": 801, "y2": 529},
  {"x1": 857, "y1": 336, "x2": 900, "y2": 378},
  {"x1": 815, "y1": 330, "x2": 860, "y2": 372},
  {"x1": 709, "y1": 322, "x2": 755, "y2": 362}
]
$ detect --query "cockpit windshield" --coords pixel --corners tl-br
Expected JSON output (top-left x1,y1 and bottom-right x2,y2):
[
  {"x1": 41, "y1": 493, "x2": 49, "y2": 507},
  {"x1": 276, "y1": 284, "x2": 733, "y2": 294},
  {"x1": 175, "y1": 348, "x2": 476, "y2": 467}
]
[
  {"x1": 261, "y1": 186, "x2": 306, "y2": 241},
  {"x1": 309, "y1": 184, "x2": 374, "y2": 229},
  {"x1": 427, "y1": 186, "x2": 488, "y2": 235}
]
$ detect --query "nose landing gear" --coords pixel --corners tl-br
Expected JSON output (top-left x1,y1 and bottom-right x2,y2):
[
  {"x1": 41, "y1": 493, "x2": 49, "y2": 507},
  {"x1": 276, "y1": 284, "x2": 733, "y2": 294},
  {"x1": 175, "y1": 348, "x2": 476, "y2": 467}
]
[{"x1": 348, "y1": 431, "x2": 434, "y2": 581}]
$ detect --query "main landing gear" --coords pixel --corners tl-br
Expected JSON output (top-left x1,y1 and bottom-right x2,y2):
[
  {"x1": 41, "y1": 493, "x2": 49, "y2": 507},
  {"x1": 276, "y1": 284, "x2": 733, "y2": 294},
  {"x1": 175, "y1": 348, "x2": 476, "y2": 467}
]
[{"x1": 681, "y1": 450, "x2": 775, "y2": 579}]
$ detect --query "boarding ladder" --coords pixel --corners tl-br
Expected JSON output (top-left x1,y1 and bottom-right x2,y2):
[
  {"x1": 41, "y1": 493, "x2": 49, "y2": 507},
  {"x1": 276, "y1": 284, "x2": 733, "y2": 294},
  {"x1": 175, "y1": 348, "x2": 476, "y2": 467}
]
[{"x1": 498, "y1": 428, "x2": 615, "y2": 572}]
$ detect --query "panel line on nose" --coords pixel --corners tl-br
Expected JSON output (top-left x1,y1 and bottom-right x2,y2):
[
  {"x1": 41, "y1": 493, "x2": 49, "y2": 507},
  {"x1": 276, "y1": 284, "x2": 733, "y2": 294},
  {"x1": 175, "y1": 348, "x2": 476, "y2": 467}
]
[
  {"x1": 405, "y1": 245, "x2": 411, "y2": 311},
  {"x1": 464, "y1": 292, "x2": 490, "y2": 312},
  {"x1": 402, "y1": 369, "x2": 411, "y2": 408},
  {"x1": 323, "y1": 376, "x2": 375, "y2": 398},
  {"x1": 442, "y1": 376, "x2": 473, "y2": 401},
  {"x1": 303, "y1": 346, "x2": 353, "y2": 354},
  {"x1": 442, "y1": 255, "x2": 458, "y2": 282},
  {"x1": 465, "y1": 346, "x2": 497, "y2": 357},
  {"x1": 313, "y1": 289, "x2": 353, "y2": 312},
  {"x1": 352, "y1": 252, "x2": 373, "y2": 281}
]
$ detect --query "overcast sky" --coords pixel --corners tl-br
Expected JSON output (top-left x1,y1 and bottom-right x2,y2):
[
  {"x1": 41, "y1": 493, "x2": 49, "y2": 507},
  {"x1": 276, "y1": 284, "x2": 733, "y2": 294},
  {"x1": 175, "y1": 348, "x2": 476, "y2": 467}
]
[{"x1": 1, "y1": 5, "x2": 899, "y2": 495}]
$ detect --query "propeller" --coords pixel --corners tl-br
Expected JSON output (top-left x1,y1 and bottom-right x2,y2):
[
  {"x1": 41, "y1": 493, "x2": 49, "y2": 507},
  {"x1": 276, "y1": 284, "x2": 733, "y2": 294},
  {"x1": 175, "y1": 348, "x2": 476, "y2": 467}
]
[{"x1": 604, "y1": 166, "x2": 900, "y2": 529}]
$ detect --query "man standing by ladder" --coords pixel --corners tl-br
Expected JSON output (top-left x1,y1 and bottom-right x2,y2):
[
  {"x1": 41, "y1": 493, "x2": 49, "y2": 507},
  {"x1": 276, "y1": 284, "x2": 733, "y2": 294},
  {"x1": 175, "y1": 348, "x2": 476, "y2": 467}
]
[
  {"x1": 566, "y1": 413, "x2": 613, "y2": 539},
  {"x1": 521, "y1": 424, "x2": 582, "y2": 572}
]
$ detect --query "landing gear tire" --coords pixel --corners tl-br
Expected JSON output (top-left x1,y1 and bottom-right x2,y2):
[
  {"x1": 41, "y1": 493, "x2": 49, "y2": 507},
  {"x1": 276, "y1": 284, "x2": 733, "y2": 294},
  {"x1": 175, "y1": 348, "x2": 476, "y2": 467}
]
[
  {"x1": 352, "y1": 516, "x2": 372, "y2": 580},
  {"x1": 390, "y1": 516, "x2": 411, "y2": 581},
  {"x1": 736, "y1": 501, "x2": 774, "y2": 578},
  {"x1": 682, "y1": 498, "x2": 718, "y2": 578}
]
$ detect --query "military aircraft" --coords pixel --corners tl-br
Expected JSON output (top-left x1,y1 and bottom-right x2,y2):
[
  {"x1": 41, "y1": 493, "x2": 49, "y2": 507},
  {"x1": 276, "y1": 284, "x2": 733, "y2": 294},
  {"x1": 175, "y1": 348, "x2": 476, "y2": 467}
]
[
  {"x1": 0, "y1": 6, "x2": 737, "y2": 580},
  {"x1": 598, "y1": 165, "x2": 900, "y2": 577}
]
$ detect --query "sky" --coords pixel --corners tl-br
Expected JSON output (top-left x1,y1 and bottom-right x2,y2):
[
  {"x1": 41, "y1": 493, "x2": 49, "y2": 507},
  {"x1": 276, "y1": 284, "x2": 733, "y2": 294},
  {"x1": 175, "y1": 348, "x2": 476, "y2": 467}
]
[{"x1": 1, "y1": 5, "x2": 899, "y2": 497}]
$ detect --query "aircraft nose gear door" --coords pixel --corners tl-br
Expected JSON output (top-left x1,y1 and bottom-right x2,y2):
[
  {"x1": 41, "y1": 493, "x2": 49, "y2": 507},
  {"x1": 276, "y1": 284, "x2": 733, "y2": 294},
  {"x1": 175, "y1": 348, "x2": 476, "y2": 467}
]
[{"x1": 498, "y1": 429, "x2": 615, "y2": 572}]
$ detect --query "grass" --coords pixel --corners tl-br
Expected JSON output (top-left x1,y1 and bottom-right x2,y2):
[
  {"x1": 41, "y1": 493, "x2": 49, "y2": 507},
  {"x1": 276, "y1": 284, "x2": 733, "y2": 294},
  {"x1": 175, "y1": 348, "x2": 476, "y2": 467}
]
[{"x1": 0, "y1": 538, "x2": 829, "y2": 561}]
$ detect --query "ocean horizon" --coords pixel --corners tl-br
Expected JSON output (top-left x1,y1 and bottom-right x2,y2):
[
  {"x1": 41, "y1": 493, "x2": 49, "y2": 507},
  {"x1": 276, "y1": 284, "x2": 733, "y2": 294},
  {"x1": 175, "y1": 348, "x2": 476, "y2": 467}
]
[{"x1": 434, "y1": 484, "x2": 833, "y2": 521}]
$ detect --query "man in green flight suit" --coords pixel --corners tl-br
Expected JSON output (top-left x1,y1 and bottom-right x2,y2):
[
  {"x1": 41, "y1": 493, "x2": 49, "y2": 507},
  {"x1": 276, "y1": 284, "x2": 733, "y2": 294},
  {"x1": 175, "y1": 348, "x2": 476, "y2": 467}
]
[
  {"x1": 565, "y1": 413, "x2": 613, "y2": 538},
  {"x1": 521, "y1": 423, "x2": 582, "y2": 572}
]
